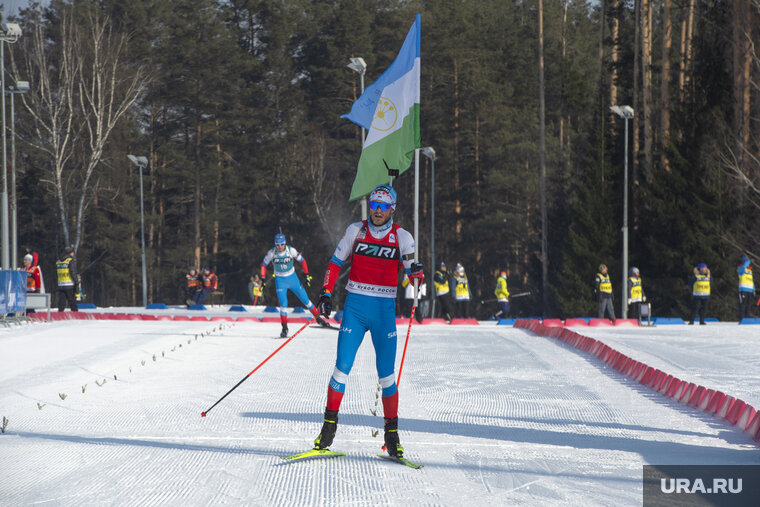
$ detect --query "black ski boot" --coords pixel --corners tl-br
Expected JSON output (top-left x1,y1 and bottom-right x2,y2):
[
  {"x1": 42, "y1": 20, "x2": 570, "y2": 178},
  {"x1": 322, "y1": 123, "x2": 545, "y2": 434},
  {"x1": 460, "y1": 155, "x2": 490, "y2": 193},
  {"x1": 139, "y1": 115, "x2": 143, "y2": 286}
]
[
  {"x1": 280, "y1": 324, "x2": 288, "y2": 338},
  {"x1": 384, "y1": 417, "x2": 404, "y2": 457},
  {"x1": 314, "y1": 409, "x2": 338, "y2": 449},
  {"x1": 315, "y1": 315, "x2": 331, "y2": 328}
]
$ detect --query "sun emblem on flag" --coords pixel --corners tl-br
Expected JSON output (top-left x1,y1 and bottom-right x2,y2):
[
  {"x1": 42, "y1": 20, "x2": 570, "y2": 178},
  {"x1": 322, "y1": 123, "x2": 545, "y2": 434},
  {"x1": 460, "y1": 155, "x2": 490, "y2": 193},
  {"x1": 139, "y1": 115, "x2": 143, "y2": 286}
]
[{"x1": 372, "y1": 97, "x2": 397, "y2": 131}]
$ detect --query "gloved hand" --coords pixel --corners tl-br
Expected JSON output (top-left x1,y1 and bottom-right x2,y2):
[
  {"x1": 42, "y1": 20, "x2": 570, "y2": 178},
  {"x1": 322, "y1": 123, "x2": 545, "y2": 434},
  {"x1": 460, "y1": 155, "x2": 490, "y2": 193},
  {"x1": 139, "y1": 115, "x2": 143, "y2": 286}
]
[
  {"x1": 260, "y1": 278, "x2": 266, "y2": 289},
  {"x1": 305, "y1": 274, "x2": 313, "y2": 287},
  {"x1": 627, "y1": 298, "x2": 631, "y2": 305},
  {"x1": 409, "y1": 262, "x2": 424, "y2": 284},
  {"x1": 642, "y1": 296, "x2": 646, "y2": 302},
  {"x1": 318, "y1": 290, "x2": 332, "y2": 317}
]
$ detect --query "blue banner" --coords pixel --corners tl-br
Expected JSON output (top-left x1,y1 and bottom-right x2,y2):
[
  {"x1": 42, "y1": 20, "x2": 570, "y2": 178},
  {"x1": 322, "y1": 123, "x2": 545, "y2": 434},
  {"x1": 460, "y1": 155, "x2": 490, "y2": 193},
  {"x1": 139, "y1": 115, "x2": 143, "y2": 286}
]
[{"x1": 0, "y1": 270, "x2": 28, "y2": 313}]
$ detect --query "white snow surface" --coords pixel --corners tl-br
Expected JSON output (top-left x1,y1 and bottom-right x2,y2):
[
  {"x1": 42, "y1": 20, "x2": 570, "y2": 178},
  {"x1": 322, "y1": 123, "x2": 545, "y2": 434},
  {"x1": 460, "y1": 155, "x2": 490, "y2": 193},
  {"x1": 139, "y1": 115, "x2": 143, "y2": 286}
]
[{"x1": 1, "y1": 309, "x2": 758, "y2": 506}]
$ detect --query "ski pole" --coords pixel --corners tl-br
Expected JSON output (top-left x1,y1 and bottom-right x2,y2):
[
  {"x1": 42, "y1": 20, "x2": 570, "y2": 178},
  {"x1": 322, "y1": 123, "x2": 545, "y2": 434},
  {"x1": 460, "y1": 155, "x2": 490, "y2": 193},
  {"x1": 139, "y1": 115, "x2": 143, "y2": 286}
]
[
  {"x1": 201, "y1": 320, "x2": 311, "y2": 417},
  {"x1": 396, "y1": 278, "x2": 419, "y2": 387},
  {"x1": 382, "y1": 279, "x2": 417, "y2": 452},
  {"x1": 479, "y1": 291, "x2": 531, "y2": 304}
]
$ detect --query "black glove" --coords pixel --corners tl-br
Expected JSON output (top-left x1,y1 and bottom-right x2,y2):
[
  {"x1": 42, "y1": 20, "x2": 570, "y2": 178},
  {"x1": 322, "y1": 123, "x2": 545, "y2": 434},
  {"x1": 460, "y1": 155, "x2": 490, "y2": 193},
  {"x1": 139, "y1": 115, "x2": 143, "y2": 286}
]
[
  {"x1": 318, "y1": 290, "x2": 332, "y2": 317},
  {"x1": 305, "y1": 274, "x2": 313, "y2": 287},
  {"x1": 409, "y1": 262, "x2": 424, "y2": 284}
]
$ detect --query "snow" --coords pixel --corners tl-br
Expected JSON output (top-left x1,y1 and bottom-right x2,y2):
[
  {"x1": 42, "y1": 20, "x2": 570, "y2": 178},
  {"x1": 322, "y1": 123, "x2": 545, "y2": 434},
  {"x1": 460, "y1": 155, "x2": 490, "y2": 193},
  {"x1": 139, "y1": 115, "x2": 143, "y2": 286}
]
[{"x1": 1, "y1": 310, "x2": 758, "y2": 506}]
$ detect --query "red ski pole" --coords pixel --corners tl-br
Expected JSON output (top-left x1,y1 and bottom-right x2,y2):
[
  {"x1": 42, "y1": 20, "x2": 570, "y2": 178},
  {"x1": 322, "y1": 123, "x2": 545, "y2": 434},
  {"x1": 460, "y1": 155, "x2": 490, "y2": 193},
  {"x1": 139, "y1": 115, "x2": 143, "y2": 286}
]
[
  {"x1": 396, "y1": 279, "x2": 419, "y2": 387},
  {"x1": 201, "y1": 320, "x2": 311, "y2": 417},
  {"x1": 382, "y1": 279, "x2": 418, "y2": 452}
]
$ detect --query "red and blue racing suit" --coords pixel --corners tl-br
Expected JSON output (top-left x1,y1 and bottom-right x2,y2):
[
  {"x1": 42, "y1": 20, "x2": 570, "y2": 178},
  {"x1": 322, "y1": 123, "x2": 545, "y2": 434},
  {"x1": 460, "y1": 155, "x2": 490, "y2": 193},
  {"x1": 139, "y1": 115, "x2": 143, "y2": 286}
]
[{"x1": 321, "y1": 219, "x2": 415, "y2": 420}]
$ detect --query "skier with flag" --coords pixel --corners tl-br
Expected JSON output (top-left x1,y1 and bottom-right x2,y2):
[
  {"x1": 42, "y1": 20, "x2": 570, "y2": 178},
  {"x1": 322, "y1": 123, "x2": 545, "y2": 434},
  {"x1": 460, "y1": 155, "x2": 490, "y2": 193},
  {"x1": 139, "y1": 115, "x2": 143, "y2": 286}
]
[
  {"x1": 314, "y1": 184, "x2": 422, "y2": 460},
  {"x1": 299, "y1": 13, "x2": 422, "y2": 465}
]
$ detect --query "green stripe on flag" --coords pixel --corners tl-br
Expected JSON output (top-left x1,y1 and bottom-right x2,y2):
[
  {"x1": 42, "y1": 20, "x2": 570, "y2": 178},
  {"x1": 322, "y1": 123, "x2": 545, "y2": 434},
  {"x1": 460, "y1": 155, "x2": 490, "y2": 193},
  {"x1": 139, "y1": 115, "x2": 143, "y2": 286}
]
[{"x1": 349, "y1": 103, "x2": 420, "y2": 201}]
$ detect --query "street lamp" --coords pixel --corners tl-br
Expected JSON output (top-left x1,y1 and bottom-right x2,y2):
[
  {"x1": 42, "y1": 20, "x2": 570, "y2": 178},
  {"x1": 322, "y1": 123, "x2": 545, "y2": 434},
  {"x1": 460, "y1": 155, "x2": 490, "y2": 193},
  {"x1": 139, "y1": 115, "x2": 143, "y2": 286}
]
[
  {"x1": 7, "y1": 80, "x2": 29, "y2": 269},
  {"x1": 0, "y1": 22, "x2": 22, "y2": 270},
  {"x1": 127, "y1": 154, "x2": 149, "y2": 307},
  {"x1": 420, "y1": 146, "x2": 436, "y2": 318},
  {"x1": 347, "y1": 56, "x2": 368, "y2": 219},
  {"x1": 610, "y1": 105, "x2": 634, "y2": 319}
]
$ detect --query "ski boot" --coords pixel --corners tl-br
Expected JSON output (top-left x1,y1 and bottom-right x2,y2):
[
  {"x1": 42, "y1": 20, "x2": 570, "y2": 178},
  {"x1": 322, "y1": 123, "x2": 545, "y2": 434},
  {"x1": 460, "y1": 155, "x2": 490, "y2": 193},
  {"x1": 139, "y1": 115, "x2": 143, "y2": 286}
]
[
  {"x1": 315, "y1": 315, "x2": 331, "y2": 328},
  {"x1": 280, "y1": 324, "x2": 288, "y2": 338},
  {"x1": 314, "y1": 409, "x2": 338, "y2": 449},
  {"x1": 384, "y1": 417, "x2": 404, "y2": 457}
]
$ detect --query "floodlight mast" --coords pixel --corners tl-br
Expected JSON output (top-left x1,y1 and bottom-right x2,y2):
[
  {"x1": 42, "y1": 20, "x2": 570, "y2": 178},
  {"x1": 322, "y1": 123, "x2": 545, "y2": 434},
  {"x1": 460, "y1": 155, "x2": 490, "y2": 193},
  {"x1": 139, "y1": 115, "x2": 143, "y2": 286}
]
[
  {"x1": 127, "y1": 155, "x2": 149, "y2": 307},
  {"x1": 610, "y1": 105, "x2": 635, "y2": 319},
  {"x1": 0, "y1": 22, "x2": 23, "y2": 269}
]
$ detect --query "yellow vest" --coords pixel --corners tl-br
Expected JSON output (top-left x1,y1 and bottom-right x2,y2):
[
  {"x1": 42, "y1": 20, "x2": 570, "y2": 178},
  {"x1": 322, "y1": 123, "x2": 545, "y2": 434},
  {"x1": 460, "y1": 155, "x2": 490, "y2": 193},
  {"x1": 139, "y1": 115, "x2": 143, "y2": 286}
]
[
  {"x1": 597, "y1": 272, "x2": 612, "y2": 293},
  {"x1": 434, "y1": 270, "x2": 450, "y2": 296},
  {"x1": 253, "y1": 284, "x2": 263, "y2": 297},
  {"x1": 693, "y1": 275, "x2": 711, "y2": 296},
  {"x1": 628, "y1": 276, "x2": 643, "y2": 302},
  {"x1": 739, "y1": 267, "x2": 754, "y2": 291},
  {"x1": 56, "y1": 257, "x2": 74, "y2": 286},
  {"x1": 495, "y1": 276, "x2": 509, "y2": 301},
  {"x1": 453, "y1": 274, "x2": 470, "y2": 300}
]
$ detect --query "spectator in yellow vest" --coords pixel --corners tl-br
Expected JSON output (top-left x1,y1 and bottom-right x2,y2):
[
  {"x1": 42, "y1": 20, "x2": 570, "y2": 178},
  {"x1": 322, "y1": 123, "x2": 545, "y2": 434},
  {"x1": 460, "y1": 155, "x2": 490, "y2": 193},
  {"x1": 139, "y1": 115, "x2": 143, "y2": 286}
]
[
  {"x1": 452, "y1": 263, "x2": 471, "y2": 318},
  {"x1": 56, "y1": 246, "x2": 78, "y2": 312},
  {"x1": 627, "y1": 267, "x2": 646, "y2": 320},
  {"x1": 433, "y1": 262, "x2": 454, "y2": 323},
  {"x1": 688, "y1": 263, "x2": 711, "y2": 325},
  {"x1": 249, "y1": 273, "x2": 264, "y2": 305},
  {"x1": 737, "y1": 255, "x2": 755, "y2": 320},
  {"x1": 594, "y1": 264, "x2": 615, "y2": 321},
  {"x1": 493, "y1": 270, "x2": 510, "y2": 320}
]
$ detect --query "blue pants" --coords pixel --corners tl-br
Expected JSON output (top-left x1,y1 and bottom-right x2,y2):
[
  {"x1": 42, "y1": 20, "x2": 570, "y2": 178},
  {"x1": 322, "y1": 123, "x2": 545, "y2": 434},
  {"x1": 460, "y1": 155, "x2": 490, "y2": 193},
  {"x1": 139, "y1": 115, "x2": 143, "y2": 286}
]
[
  {"x1": 194, "y1": 289, "x2": 212, "y2": 305},
  {"x1": 332, "y1": 293, "x2": 398, "y2": 397},
  {"x1": 275, "y1": 274, "x2": 313, "y2": 315}
]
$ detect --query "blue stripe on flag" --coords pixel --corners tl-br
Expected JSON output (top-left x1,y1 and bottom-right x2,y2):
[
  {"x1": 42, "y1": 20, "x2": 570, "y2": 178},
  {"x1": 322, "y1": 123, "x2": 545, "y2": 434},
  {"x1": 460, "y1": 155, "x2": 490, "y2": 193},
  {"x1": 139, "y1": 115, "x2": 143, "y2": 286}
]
[{"x1": 341, "y1": 13, "x2": 421, "y2": 131}]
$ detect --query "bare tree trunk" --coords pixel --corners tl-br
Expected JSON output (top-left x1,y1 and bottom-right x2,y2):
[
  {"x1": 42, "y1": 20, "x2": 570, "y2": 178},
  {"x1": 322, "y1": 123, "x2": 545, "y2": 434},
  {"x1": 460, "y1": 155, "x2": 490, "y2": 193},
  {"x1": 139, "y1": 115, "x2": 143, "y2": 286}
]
[
  {"x1": 453, "y1": 57, "x2": 462, "y2": 240},
  {"x1": 661, "y1": 0, "x2": 673, "y2": 172},
  {"x1": 214, "y1": 119, "x2": 222, "y2": 261},
  {"x1": 641, "y1": 0, "x2": 654, "y2": 178},
  {"x1": 474, "y1": 113, "x2": 481, "y2": 207},
  {"x1": 560, "y1": 0, "x2": 569, "y2": 155},
  {"x1": 610, "y1": 0, "x2": 620, "y2": 116},
  {"x1": 194, "y1": 122, "x2": 202, "y2": 268},
  {"x1": 678, "y1": 0, "x2": 696, "y2": 101},
  {"x1": 538, "y1": 0, "x2": 549, "y2": 317},
  {"x1": 733, "y1": 0, "x2": 752, "y2": 176},
  {"x1": 598, "y1": 0, "x2": 607, "y2": 183},
  {"x1": 633, "y1": 0, "x2": 641, "y2": 186}
]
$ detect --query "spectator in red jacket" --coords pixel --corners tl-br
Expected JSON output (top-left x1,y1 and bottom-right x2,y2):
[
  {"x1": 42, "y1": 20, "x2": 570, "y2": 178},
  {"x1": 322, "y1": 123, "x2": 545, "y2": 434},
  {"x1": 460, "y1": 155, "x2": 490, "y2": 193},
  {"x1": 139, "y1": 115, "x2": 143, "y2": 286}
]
[
  {"x1": 193, "y1": 266, "x2": 218, "y2": 305},
  {"x1": 22, "y1": 253, "x2": 42, "y2": 294}
]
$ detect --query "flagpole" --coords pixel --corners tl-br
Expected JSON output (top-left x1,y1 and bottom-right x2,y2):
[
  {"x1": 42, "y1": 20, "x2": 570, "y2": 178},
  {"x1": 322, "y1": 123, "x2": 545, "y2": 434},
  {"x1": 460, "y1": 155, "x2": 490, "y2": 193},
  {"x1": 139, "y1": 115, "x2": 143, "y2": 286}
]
[{"x1": 414, "y1": 149, "x2": 419, "y2": 263}]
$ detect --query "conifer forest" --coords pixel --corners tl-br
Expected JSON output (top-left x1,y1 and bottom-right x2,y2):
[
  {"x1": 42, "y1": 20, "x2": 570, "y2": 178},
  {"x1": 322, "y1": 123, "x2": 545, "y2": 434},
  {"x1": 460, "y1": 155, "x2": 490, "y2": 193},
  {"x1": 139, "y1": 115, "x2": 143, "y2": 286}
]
[{"x1": 4, "y1": 0, "x2": 760, "y2": 320}]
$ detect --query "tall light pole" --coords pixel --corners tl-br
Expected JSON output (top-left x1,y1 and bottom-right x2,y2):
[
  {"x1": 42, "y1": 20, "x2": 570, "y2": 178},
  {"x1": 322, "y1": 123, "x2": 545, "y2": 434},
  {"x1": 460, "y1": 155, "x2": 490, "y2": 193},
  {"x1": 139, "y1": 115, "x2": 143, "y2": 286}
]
[
  {"x1": 7, "y1": 80, "x2": 29, "y2": 269},
  {"x1": 610, "y1": 105, "x2": 634, "y2": 319},
  {"x1": 347, "y1": 57, "x2": 368, "y2": 219},
  {"x1": 421, "y1": 146, "x2": 436, "y2": 318},
  {"x1": 0, "y1": 22, "x2": 22, "y2": 270},
  {"x1": 128, "y1": 155, "x2": 149, "y2": 307}
]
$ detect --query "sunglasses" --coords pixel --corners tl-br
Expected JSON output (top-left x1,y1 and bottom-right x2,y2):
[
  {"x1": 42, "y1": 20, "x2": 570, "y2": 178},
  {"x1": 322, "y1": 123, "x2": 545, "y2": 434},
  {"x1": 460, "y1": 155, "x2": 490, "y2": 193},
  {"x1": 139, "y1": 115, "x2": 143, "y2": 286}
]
[{"x1": 369, "y1": 201, "x2": 392, "y2": 212}]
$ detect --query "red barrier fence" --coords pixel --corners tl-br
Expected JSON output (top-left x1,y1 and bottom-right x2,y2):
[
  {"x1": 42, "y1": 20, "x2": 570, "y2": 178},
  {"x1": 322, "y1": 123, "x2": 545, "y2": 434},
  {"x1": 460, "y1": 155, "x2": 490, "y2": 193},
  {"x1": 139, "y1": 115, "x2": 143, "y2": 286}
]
[{"x1": 514, "y1": 318, "x2": 760, "y2": 446}]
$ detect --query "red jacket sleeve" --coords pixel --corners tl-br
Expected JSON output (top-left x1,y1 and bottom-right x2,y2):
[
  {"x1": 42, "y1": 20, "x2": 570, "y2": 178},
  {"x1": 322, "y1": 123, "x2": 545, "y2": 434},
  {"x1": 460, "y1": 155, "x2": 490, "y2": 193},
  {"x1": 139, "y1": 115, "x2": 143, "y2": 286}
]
[{"x1": 322, "y1": 261, "x2": 341, "y2": 294}]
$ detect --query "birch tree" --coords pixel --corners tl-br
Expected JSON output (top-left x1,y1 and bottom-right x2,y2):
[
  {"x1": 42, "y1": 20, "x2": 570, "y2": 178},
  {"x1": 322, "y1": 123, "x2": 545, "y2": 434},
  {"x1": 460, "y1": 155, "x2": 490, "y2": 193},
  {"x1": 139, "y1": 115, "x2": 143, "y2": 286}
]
[{"x1": 11, "y1": 8, "x2": 146, "y2": 252}]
